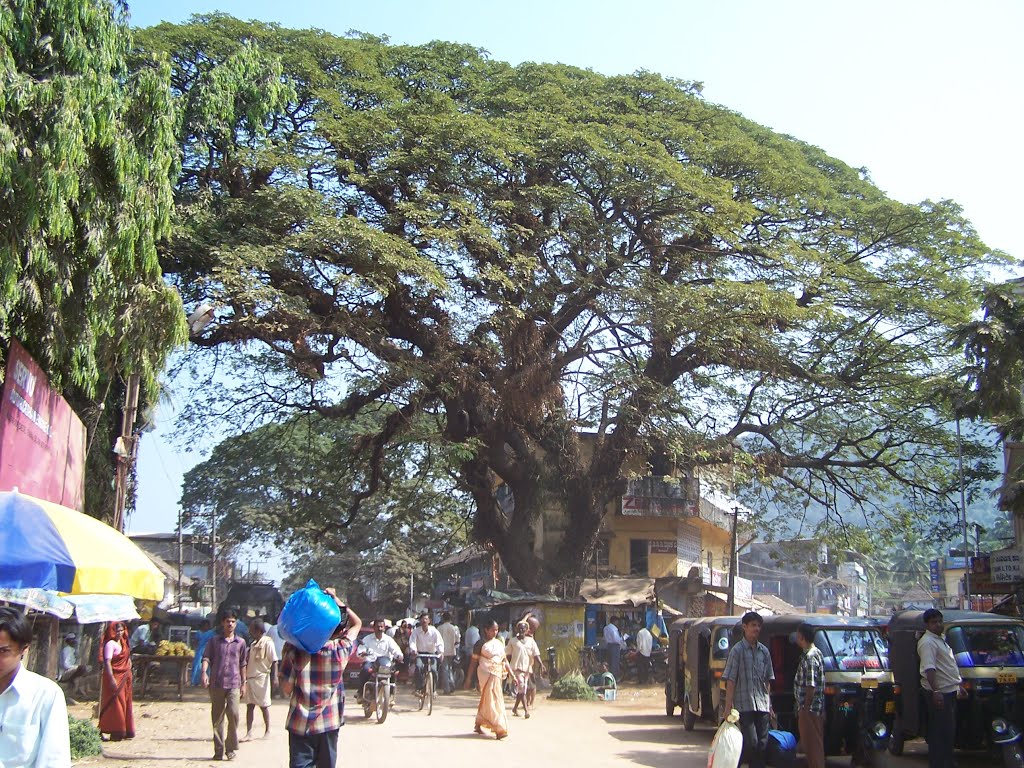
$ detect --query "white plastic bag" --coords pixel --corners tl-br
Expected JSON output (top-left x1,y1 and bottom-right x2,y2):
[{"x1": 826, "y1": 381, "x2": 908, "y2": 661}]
[{"x1": 707, "y1": 709, "x2": 744, "y2": 768}]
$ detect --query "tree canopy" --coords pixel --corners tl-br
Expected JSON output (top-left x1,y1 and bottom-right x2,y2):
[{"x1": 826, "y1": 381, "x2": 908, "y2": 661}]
[
  {"x1": 179, "y1": 412, "x2": 469, "y2": 612},
  {"x1": 141, "y1": 16, "x2": 1002, "y2": 592},
  {"x1": 1, "y1": 0, "x2": 185, "y2": 520}
]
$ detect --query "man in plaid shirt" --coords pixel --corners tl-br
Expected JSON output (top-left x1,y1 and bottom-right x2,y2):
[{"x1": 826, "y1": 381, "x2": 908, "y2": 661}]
[
  {"x1": 723, "y1": 611, "x2": 775, "y2": 768},
  {"x1": 281, "y1": 589, "x2": 362, "y2": 768},
  {"x1": 794, "y1": 624, "x2": 825, "y2": 768}
]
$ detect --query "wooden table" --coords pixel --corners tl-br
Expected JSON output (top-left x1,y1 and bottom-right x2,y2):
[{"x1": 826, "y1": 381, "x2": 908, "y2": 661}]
[{"x1": 132, "y1": 653, "x2": 193, "y2": 701}]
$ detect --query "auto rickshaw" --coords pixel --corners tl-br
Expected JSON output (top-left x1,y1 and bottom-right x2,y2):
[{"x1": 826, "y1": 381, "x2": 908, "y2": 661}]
[
  {"x1": 665, "y1": 617, "x2": 696, "y2": 717},
  {"x1": 757, "y1": 614, "x2": 896, "y2": 767},
  {"x1": 664, "y1": 616, "x2": 741, "y2": 729},
  {"x1": 887, "y1": 610, "x2": 1024, "y2": 766}
]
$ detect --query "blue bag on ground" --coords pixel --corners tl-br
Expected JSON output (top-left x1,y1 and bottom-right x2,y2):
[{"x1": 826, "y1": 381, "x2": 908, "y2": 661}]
[
  {"x1": 277, "y1": 579, "x2": 341, "y2": 653},
  {"x1": 765, "y1": 730, "x2": 796, "y2": 768}
]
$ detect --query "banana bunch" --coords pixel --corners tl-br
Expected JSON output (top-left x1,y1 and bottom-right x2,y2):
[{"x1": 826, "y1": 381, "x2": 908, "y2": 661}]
[{"x1": 155, "y1": 640, "x2": 196, "y2": 658}]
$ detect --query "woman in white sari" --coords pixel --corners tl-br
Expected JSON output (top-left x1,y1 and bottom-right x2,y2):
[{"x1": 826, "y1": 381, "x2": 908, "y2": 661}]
[{"x1": 465, "y1": 618, "x2": 513, "y2": 739}]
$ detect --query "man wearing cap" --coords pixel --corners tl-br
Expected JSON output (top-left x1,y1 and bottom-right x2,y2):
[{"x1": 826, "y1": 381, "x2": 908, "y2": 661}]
[
  {"x1": 58, "y1": 633, "x2": 87, "y2": 688},
  {"x1": 723, "y1": 611, "x2": 775, "y2": 768},
  {"x1": 919, "y1": 609, "x2": 966, "y2": 768}
]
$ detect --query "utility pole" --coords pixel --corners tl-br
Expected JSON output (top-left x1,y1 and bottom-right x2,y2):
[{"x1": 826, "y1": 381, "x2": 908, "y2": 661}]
[
  {"x1": 177, "y1": 509, "x2": 183, "y2": 608},
  {"x1": 111, "y1": 373, "x2": 140, "y2": 532},
  {"x1": 727, "y1": 505, "x2": 740, "y2": 615},
  {"x1": 956, "y1": 416, "x2": 971, "y2": 609},
  {"x1": 209, "y1": 510, "x2": 218, "y2": 612}
]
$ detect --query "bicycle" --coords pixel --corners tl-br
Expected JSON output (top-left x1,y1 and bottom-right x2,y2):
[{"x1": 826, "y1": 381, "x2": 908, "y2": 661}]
[{"x1": 414, "y1": 652, "x2": 440, "y2": 715}]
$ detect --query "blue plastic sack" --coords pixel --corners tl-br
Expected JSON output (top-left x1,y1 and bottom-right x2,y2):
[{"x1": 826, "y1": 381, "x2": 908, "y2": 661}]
[
  {"x1": 277, "y1": 579, "x2": 342, "y2": 653},
  {"x1": 768, "y1": 730, "x2": 797, "y2": 751}
]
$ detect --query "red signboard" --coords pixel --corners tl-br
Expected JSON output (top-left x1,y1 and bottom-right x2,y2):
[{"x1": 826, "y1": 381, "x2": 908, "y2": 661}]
[{"x1": 0, "y1": 339, "x2": 86, "y2": 509}]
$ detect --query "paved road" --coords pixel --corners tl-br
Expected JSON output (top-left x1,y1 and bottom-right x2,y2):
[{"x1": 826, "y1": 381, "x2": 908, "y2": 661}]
[{"x1": 84, "y1": 685, "x2": 999, "y2": 768}]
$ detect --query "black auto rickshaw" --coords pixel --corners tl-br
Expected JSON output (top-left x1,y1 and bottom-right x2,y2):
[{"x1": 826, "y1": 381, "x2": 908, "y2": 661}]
[
  {"x1": 758, "y1": 613, "x2": 896, "y2": 767},
  {"x1": 664, "y1": 616, "x2": 741, "y2": 729},
  {"x1": 665, "y1": 617, "x2": 696, "y2": 717},
  {"x1": 887, "y1": 609, "x2": 1024, "y2": 766}
]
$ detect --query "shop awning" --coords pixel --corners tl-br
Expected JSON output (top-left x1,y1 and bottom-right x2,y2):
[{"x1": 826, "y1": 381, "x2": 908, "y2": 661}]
[
  {"x1": 579, "y1": 577, "x2": 655, "y2": 606},
  {"x1": 0, "y1": 588, "x2": 139, "y2": 623}
]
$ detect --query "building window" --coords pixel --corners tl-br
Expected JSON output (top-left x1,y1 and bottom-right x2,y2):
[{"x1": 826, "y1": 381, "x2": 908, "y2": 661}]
[{"x1": 630, "y1": 539, "x2": 649, "y2": 576}]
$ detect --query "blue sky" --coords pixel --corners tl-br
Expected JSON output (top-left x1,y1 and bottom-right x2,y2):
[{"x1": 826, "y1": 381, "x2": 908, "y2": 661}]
[{"x1": 126, "y1": 0, "x2": 1024, "y2": 579}]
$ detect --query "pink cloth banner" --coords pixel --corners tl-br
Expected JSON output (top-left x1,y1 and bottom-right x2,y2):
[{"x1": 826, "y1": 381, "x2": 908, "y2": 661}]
[{"x1": 0, "y1": 339, "x2": 86, "y2": 510}]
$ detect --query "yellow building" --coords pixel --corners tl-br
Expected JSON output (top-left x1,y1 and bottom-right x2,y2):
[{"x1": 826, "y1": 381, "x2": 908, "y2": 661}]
[{"x1": 534, "y1": 465, "x2": 737, "y2": 584}]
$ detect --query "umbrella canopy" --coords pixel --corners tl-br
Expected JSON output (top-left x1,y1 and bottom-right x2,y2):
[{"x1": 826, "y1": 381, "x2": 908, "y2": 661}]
[{"x1": 0, "y1": 491, "x2": 164, "y2": 600}]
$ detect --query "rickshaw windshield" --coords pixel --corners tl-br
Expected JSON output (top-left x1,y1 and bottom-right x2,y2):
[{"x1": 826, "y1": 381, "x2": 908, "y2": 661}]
[
  {"x1": 712, "y1": 627, "x2": 732, "y2": 660},
  {"x1": 815, "y1": 629, "x2": 889, "y2": 671},
  {"x1": 946, "y1": 625, "x2": 1024, "y2": 667}
]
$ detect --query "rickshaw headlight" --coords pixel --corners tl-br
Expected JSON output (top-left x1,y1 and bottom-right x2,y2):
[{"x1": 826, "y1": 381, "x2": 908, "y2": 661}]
[
  {"x1": 872, "y1": 721, "x2": 888, "y2": 739},
  {"x1": 993, "y1": 718, "x2": 1009, "y2": 736}
]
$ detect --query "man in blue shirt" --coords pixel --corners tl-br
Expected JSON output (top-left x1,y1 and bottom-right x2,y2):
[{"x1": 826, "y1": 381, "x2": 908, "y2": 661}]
[{"x1": 723, "y1": 612, "x2": 775, "y2": 768}]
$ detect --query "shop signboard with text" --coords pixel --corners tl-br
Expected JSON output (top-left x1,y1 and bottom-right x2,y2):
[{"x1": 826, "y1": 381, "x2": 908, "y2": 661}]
[{"x1": 0, "y1": 340, "x2": 85, "y2": 509}]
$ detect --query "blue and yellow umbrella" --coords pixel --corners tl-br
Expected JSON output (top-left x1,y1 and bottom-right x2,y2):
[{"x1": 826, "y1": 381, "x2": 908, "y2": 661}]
[{"x1": 0, "y1": 490, "x2": 164, "y2": 601}]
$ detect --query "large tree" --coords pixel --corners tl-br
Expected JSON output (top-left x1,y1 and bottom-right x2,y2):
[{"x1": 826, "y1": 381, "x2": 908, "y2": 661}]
[
  {"x1": 179, "y1": 412, "x2": 469, "y2": 612},
  {"x1": 1, "y1": 0, "x2": 185, "y2": 519},
  {"x1": 141, "y1": 17, "x2": 1000, "y2": 592}
]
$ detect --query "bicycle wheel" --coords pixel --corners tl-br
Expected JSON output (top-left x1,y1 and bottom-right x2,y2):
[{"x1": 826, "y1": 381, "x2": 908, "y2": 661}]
[
  {"x1": 426, "y1": 669, "x2": 434, "y2": 715},
  {"x1": 376, "y1": 682, "x2": 388, "y2": 724}
]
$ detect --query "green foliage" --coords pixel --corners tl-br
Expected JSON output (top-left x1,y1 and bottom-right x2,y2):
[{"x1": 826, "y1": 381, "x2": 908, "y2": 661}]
[
  {"x1": 0, "y1": 0, "x2": 186, "y2": 399},
  {"x1": 550, "y1": 671, "x2": 599, "y2": 701},
  {"x1": 141, "y1": 16, "x2": 1003, "y2": 591},
  {"x1": 180, "y1": 411, "x2": 470, "y2": 612},
  {"x1": 68, "y1": 715, "x2": 102, "y2": 759}
]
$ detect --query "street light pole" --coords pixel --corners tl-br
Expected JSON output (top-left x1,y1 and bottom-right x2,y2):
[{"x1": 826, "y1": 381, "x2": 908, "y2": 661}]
[
  {"x1": 727, "y1": 505, "x2": 740, "y2": 615},
  {"x1": 956, "y1": 416, "x2": 971, "y2": 610}
]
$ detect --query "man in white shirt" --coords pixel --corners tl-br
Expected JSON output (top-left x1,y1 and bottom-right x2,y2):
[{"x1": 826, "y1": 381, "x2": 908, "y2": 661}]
[
  {"x1": 635, "y1": 624, "x2": 654, "y2": 683},
  {"x1": 436, "y1": 612, "x2": 461, "y2": 694},
  {"x1": 0, "y1": 607, "x2": 71, "y2": 767},
  {"x1": 918, "y1": 609, "x2": 965, "y2": 768},
  {"x1": 603, "y1": 616, "x2": 623, "y2": 679},
  {"x1": 57, "y1": 633, "x2": 87, "y2": 685},
  {"x1": 130, "y1": 618, "x2": 162, "y2": 651},
  {"x1": 356, "y1": 619, "x2": 404, "y2": 701},
  {"x1": 409, "y1": 613, "x2": 444, "y2": 696}
]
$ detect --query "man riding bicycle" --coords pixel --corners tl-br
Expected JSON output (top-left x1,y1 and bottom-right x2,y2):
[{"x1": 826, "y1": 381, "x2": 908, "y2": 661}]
[
  {"x1": 410, "y1": 612, "x2": 444, "y2": 696},
  {"x1": 356, "y1": 619, "x2": 404, "y2": 702}
]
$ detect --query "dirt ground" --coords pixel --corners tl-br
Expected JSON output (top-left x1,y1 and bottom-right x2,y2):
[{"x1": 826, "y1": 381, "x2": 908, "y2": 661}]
[{"x1": 69, "y1": 681, "x2": 992, "y2": 768}]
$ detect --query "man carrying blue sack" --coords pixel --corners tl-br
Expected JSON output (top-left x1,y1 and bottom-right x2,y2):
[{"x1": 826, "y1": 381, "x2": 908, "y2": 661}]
[
  {"x1": 281, "y1": 588, "x2": 362, "y2": 768},
  {"x1": 723, "y1": 611, "x2": 775, "y2": 768}
]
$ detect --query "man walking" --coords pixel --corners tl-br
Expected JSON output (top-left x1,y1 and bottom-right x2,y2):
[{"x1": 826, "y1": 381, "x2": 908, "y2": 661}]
[
  {"x1": 0, "y1": 607, "x2": 71, "y2": 767},
  {"x1": 410, "y1": 612, "x2": 445, "y2": 697},
  {"x1": 281, "y1": 589, "x2": 361, "y2": 768},
  {"x1": 723, "y1": 611, "x2": 775, "y2": 768},
  {"x1": 242, "y1": 619, "x2": 278, "y2": 741},
  {"x1": 201, "y1": 609, "x2": 248, "y2": 761},
  {"x1": 603, "y1": 616, "x2": 623, "y2": 680},
  {"x1": 919, "y1": 609, "x2": 965, "y2": 768},
  {"x1": 635, "y1": 623, "x2": 654, "y2": 683},
  {"x1": 793, "y1": 624, "x2": 825, "y2": 768},
  {"x1": 437, "y1": 612, "x2": 461, "y2": 694},
  {"x1": 507, "y1": 620, "x2": 544, "y2": 718}
]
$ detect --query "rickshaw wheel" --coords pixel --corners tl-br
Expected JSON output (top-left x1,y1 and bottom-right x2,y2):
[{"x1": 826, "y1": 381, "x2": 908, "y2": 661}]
[{"x1": 664, "y1": 688, "x2": 675, "y2": 717}]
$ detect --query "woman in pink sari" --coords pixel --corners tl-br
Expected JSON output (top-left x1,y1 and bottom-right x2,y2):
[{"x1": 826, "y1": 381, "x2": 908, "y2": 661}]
[{"x1": 464, "y1": 618, "x2": 513, "y2": 739}]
